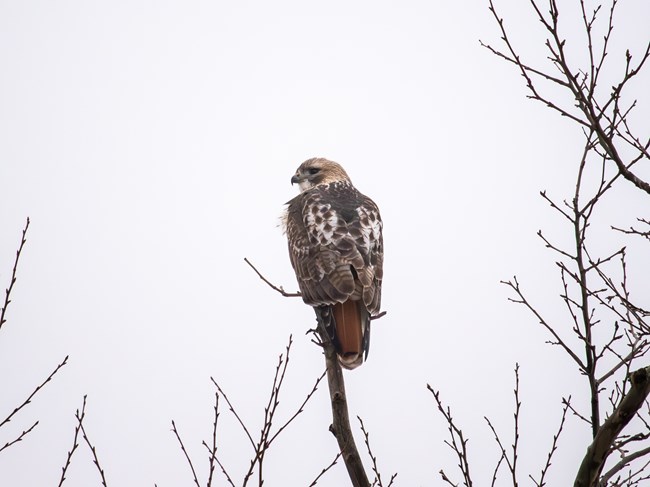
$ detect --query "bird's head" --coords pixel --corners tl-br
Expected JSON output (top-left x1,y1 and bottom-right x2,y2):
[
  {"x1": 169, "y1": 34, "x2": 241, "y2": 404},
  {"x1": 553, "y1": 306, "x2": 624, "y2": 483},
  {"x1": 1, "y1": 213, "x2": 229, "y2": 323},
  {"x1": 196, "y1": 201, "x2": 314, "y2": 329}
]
[{"x1": 291, "y1": 158, "x2": 351, "y2": 192}]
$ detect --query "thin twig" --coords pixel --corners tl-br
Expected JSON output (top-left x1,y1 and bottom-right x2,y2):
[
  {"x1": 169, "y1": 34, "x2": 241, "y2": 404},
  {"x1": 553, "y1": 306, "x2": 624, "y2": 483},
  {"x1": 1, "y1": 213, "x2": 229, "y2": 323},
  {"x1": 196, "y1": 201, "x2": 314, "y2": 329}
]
[
  {"x1": 531, "y1": 397, "x2": 570, "y2": 486},
  {"x1": 0, "y1": 421, "x2": 38, "y2": 454},
  {"x1": 511, "y1": 364, "x2": 520, "y2": 487},
  {"x1": 245, "y1": 338, "x2": 294, "y2": 487},
  {"x1": 171, "y1": 420, "x2": 201, "y2": 487},
  {"x1": 79, "y1": 416, "x2": 108, "y2": 487},
  {"x1": 308, "y1": 452, "x2": 342, "y2": 487},
  {"x1": 491, "y1": 453, "x2": 505, "y2": 487},
  {"x1": 57, "y1": 395, "x2": 87, "y2": 487},
  {"x1": 268, "y1": 369, "x2": 326, "y2": 445},
  {"x1": 485, "y1": 417, "x2": 514, "y2": 484},
  {"x1": 244, "y1": 257, "x2": 301, "y2": 297},
  {"x1": 428, "y1": 385, "x2": 473, "y2": 487},
  {"x1": 0, "y1": 356, "x2": 69, "y2": 429},
  {"x1": 201, "y1": 441, "x2": 235, "y2": 487},
  {"x1": 501, "y1": 277, "x2": 585, "y2": 369},
  {"x1": 600, "y1": 444, "x2": 650, "y2": 486},
  {"x1": 210, "y1": 378, "x2": 255, "y2": 449},
  {"x1": 358, "y1": 416, "x2": 397, "y2": 487},
  {"x1": 440, "y1": 469, "x2": 460, "y2": 486},
  {"x1": 204, "y1": 391, "x2": 219, "y2": 487},
  {"x1": 0, "y1": 217, "x2": 30, "y2": 332}
]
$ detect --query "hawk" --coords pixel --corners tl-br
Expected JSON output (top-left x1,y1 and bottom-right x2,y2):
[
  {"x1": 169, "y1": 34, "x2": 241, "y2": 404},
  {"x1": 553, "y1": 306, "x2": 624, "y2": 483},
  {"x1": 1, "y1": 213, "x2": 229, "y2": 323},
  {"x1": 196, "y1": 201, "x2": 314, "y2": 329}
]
[{"x1": 283, "y1": 158, "x2": 383, "y2": 369}]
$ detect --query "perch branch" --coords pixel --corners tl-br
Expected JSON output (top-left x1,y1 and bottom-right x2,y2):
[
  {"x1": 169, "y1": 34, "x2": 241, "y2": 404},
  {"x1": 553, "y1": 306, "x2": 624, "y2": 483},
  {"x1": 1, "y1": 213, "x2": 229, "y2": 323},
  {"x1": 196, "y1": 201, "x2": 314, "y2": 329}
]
[{"x1": 317, "y1": 322, "x2": 370, "y2": 487}]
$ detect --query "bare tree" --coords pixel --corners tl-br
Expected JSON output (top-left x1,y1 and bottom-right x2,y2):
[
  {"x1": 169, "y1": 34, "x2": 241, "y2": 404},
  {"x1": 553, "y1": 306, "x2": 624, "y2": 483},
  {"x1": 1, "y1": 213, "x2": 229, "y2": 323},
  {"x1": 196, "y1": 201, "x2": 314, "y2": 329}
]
[{"x1": 434, "y1": 1, "x2": 650, "y2": 486}]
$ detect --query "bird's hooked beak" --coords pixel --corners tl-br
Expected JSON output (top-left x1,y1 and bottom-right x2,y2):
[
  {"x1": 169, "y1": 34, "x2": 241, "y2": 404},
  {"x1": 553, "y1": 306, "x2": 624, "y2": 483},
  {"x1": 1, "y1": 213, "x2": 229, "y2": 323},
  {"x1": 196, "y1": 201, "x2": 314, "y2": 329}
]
[{"x1": 291, "y1": 168, "x2": 316, "y2": 192}]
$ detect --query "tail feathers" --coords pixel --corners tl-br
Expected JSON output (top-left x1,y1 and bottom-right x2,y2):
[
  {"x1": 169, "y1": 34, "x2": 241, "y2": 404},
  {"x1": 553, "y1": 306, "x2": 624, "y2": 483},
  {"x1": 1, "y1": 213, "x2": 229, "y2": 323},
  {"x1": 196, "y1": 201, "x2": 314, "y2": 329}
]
[{"x1": 315, "y1": 301, "x2": 370, "y2": 370}]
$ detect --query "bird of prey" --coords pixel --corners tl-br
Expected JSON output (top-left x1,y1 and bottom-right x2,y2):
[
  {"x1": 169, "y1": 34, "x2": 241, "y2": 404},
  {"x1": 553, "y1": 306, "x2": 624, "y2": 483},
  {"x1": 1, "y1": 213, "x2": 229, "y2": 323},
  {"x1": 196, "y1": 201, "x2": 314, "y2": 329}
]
[{"x1": 283, "y1": 158, "x2": 383, "y2": 369}]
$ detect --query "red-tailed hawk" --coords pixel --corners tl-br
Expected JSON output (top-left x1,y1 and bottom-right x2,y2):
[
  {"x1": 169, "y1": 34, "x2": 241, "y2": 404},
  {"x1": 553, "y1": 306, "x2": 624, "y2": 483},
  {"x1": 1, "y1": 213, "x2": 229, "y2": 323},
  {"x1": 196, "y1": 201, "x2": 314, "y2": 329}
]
[{"x1": 283, "y1": 158, "x2": 383, "y2": 369}]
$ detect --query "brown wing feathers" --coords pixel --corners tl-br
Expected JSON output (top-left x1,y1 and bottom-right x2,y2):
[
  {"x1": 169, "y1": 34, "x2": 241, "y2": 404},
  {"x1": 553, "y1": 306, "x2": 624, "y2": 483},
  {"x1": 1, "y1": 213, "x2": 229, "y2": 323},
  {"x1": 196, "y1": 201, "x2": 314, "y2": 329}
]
[{"x1": 285, "y1": 158, "x2": 383, "y2": 370}]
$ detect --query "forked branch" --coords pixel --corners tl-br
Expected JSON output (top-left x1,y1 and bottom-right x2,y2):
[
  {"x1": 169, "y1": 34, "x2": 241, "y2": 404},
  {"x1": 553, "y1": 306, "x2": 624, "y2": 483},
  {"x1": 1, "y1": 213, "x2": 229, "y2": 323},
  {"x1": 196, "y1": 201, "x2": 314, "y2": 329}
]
[
  {"x1": 574, "y1": 365, "x2": 650, "y2": 487},
  {"x1": 428, "y1": 385, "x2": 473, "y2": 487}
]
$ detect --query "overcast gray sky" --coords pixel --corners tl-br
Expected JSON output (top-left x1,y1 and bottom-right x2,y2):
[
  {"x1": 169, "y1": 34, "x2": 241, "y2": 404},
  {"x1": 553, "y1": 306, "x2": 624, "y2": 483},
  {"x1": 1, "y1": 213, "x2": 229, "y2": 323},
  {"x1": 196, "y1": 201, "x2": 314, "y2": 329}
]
[{"x1": 1, "y1": 1, "x2": 649, "y2": 485}]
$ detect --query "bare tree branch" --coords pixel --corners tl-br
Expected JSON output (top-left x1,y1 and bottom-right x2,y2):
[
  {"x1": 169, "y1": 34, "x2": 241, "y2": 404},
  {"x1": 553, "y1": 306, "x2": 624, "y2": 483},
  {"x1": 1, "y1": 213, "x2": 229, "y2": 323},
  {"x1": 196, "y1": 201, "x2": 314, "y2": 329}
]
[
  {"x1": 0, "y1": 421, "x2": 38, "y2": 454},
  {"x1": 308, "y1": 452, "x2": 342, "y2": 487},
  {"x1": 574, "y1": 365, "x2": 650, "y2": 487},
  {"x1": 57, "y1": 395, "x2": 87, "y2": 487},
  {"x1": 210, "y1": 377, "x2": 256, "y2": 449},
  {"x1": 0, "y1": 217, "x2": 30, "y2": 332},
  {"x1": 501, "y1": 277, "x2": 585, "y2": 369},
  {"x1": 203, "y1": 391, "x2": 219, "y2": 487},
  {"x1": 200, "y1": 440, "x2": 236, "y2": 487},
  {"x1": 530, "y1": 397, "x2": 570, "y2": 486},
  {"x1": 428, "y1": 385, "x2": 473, "y2": 487},
  {"x1": 485, "y1": 0, "x2": 650, "y2": 195},
  {"x1": 79, "y1": 411, "x2": 108, "y2": 487},
  {"x1": 171, "y1": 420, "x2": 201, "y2": 487},
  {"x1": 244, "y1": 257, "x2": 301, "y2": 297},
  {"x1": 612, "y1": 219, "x2": 650, "y2": 243},
  {"x1": 358, "y1": 416, "x2": 397, "y2": 487},
  {"x1": 267, "y1": 369, "x2": 326, "y2": 446},
  {"x1": 201, "y1": 438, "x2": 236, "y2": 487},
  {"x1": 0, "y1": 356, "x2": 68, "y2": 430},
  {"x1": 600, "y1": 444, "x2": 650, "y2": 486},
  {"x1": 482, "y1": 365, "x2": 524, "y2": 486}
]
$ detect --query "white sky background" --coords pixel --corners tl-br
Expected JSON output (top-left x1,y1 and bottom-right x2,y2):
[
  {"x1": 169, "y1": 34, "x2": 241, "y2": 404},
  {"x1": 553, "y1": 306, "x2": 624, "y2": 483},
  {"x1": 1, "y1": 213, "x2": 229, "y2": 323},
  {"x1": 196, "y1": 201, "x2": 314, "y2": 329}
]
[{"x1": 1, "y1": 0, "x2": 649, "y2": 485}]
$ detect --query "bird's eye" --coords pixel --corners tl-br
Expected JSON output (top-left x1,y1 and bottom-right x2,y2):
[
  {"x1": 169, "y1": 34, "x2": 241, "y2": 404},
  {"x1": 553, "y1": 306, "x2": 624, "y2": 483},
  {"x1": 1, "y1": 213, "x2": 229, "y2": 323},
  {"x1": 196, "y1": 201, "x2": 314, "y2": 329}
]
[{"x1": 308, "y1": 168, "x2": 320, "y2": 175}]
